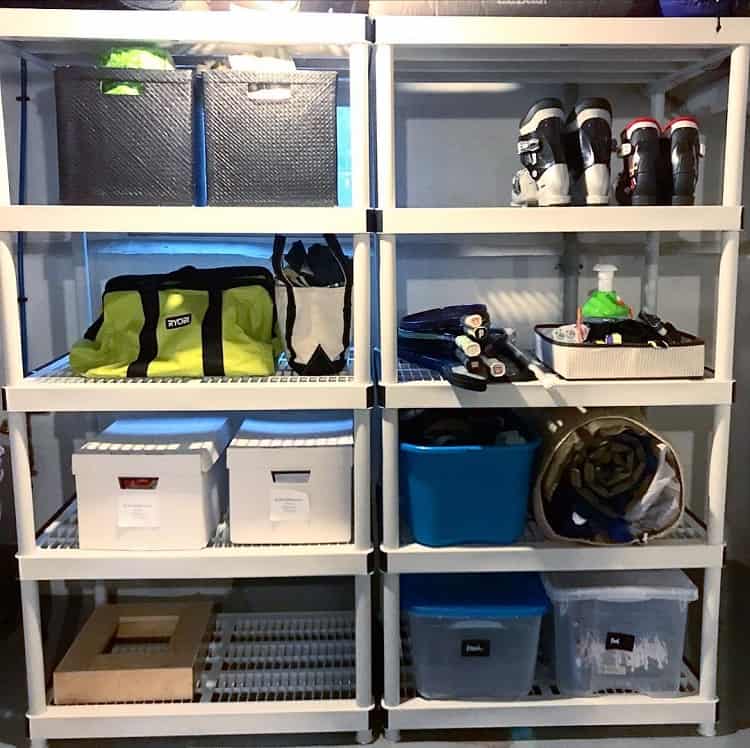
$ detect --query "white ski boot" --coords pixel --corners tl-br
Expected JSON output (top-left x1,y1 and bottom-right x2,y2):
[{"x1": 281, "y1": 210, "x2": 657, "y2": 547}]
[
  {"x1": 565, "y1": 97, "x2": 614, "y2": 205},
  {"x1": 511, "y1": 98, "x2": 571, "y2": 207}
]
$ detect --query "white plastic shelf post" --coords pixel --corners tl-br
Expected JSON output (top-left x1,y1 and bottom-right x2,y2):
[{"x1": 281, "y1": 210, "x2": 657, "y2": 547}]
[
  {"x1": 642, "y1": 91, "x2": 666, "y2": 314},
  {"x1": 354, "y1": 410, "x2": 372, "y2": 552},
  {"x1": 376, "y1": 43, "x2": 398, "y2": 385},
  {"x1": 355, "y1": 574, "x2": 373, "y2": 745},
  {"x1": 349, "y1": 40, "x2": 374, "y2": 737},
  {"x1": 699, "y1": 43, "x2": 750, "y2": 739},
  {"x1": 0, "y1": 70, "x2": 47, "y2": 747},
  {"x1": 349, "y1": 41, "x2": 371, "y2": 385}
]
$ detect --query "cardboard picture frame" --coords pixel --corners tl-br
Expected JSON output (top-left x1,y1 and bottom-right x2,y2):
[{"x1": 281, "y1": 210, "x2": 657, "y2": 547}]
[{"x1": 54, "y1": 600, "x2": 213, "y2": 705}]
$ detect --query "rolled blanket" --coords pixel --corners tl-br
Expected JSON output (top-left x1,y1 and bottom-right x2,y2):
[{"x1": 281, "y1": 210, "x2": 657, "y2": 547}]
[{"x1": 531, "y1": 408, "x2": 684, "y2": 545}]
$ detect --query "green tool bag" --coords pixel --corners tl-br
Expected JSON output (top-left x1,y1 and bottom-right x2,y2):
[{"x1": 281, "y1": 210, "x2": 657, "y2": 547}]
[{"x1": 71, "y1": 265, "x2": 282, "y2": 378}]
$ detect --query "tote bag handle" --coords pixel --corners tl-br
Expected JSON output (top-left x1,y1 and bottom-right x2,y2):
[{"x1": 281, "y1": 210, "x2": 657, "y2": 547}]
[{"x1": 272, "y1": 234, "x2": 352, "y2": 369}]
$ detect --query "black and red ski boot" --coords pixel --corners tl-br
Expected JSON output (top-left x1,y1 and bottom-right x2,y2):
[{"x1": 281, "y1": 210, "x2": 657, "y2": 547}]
[
  {"x1": 663, "y1": 116, "x2": 704, "y2": 206},
  {"x1": 615, "y1": 117, "x2": 662, "y2": 206}
]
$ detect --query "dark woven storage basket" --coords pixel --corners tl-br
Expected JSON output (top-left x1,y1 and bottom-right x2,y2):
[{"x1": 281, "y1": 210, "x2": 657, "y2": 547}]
[
  {"x1": 203, "y1": 71, "x2": 337, "y2": 207},
  {"x1": 55, "y1": 67, "x2": 194, "y2": 206}
]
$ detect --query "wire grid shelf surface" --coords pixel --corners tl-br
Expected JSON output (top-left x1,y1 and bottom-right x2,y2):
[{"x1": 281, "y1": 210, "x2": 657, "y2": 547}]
[
  {"x1": 397, "y1": 358, "x2": 444, "y2": 384},
  {"x1": 399, "y1": 619, "x2": 699, "y2": 702},
  {"x1": 49, "y1": 612, "x2": 356, "y2": 706},
  {"x1": 39, "y1": 501, "x2": 703, "y2": 552},
  {"x1": 37, "y1": 502, "x2": 353, "y2": 551},
  {"x1": 396, "y1": 358, "x2": 712, "y2": 385},
  {"x1": 524, "y1": 512, "x2": 706, "y2": 546},
  {"x1": 28, "y1": 351, "x2": 355, "y2": 385},
  {"x1": 203, "y1": 613, "x2": 356, "y2": 703},
  {"x1": 396, "y1": 355, "x2": 545, "y2": 384}
]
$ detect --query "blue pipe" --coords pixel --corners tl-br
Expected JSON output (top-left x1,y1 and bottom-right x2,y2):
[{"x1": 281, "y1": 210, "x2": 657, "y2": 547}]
[
  {"x1": 17, "y1": 58, "x2": 29, "y2": 375},
  {"x1": 81, "y1": 231, "x2": 94, "y2": 325}
]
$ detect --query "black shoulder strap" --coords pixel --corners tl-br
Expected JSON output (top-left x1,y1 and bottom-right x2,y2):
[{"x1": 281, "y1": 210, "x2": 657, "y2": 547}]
[
  {"x1": 201, "y1": 287, "x2": 225, "y2": 377},
  {"x1": 272, "y1": 234, "x2": 299, "y2": 366},
  {"x1": 126, "y1": 284, "x2": 160, "y2": 378},
  {"x1": 83, "y1": 314, "x2": 104, "y2": 342},
  {"x1": 324, "y1": 233, "x2": 353, "y2": 363}
]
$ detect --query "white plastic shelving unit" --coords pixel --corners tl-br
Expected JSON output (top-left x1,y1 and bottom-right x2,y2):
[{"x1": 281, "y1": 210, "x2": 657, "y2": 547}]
[
  {"x1": 375, "y1": 15, "x2": 749, "y2": 740},
  {"x1": 0, "y1": 8, "x2": 373, "y2": 745}
]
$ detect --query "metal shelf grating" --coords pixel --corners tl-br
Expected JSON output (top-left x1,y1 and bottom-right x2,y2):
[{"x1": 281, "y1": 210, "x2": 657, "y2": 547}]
[
  {"x1": 399, "y1": 618, "x2": 699, "y2": 702},
  {"x1": 204, "y1": 613, "x2": 357, "y2": 703},
  {"x1": 390, "y1": 357, "x2": 732, "y2": 408},
  {"x1": 396, "y1": 357, "x2": 716, "y2": 389},
  {"x1": 524, "y1": 513, "x2": 706, "y2": 545},
  {"x1": 39, "y1": 499, "x2": 704, "y2": 553},
  {"x1": 397, "y1": 358, "x2": 444, "y2": 384},
  {"x1": 398, "y1": 511, "x2": 707, "y2": 550},
  {"x1": 28, "y1": 352, "x2": 355, "y2": 386},
  {"x1": 49, "y1": 612, "x2": 357, "y2": 706},
  {"x1": 37, "y1": 501, "x2": 354, "y2": 551}
]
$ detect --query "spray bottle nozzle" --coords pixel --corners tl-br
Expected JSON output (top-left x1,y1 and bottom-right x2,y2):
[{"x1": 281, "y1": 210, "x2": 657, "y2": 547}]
[{"x1": 593, "y1": 263, "x2": 618, "y2": 292}]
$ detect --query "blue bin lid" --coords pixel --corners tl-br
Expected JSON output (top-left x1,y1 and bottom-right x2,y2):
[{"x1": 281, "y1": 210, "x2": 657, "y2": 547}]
[{"x1": 401, "y1": 573, "x2": 550, "y2": 618}]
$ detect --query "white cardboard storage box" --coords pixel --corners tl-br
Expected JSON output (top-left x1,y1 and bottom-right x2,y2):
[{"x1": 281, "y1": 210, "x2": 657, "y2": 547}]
[
  {"x1": 228, "y1": 413, "x2": 353, "y2": 545},
  {"x1": 73, "y1": 417, "x2": 232, "y2": 551}
]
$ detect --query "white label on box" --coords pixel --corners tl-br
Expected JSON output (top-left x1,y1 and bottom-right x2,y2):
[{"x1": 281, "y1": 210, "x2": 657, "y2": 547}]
[
  {"x1": 270, "y1": 489, "x2": 310, "y2": 521},
  {"x1": 117, "y1": 496, "x2": 160, "y2": 528}
]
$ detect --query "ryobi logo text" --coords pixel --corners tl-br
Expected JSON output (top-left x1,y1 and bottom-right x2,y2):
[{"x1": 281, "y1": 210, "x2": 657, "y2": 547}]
[{"x1": 165, "y1": 313, "x2": 192, "y2": 330}]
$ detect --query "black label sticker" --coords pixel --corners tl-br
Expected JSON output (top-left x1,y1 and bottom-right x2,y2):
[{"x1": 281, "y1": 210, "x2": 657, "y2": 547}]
[
  {"x1": 606, "y1": 632, "x2": 635, "y2": 652},
  {"x1": 461, "y1": 639, "x2": 491, "y2": 657},
  {"x1": 165, "y1": 313, "x2": 192, "y2": 330}
]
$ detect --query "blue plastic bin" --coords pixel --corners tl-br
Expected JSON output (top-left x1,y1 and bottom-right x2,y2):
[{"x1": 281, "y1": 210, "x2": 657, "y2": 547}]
[
  {"x1": 402, "y1": 573, "x2": 550, "y2": 700},
  {"x1": 659, "y1": 0, "x2": 733, "y2": 15},
  {"x1": 400, "y1": 426, "x2": 540, "y2": 547}
]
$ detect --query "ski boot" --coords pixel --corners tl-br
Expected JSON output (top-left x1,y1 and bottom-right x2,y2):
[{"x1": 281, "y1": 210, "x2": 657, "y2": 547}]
[
  {"x1": 615, "y1": 117, "x2": 662, "y2": 206},
  {"x1": 564, "y1": 98, "x2": 613, "y2": 205},
  {"x1": 511, "y1": 98, "x2": 570, "y2": 207},
  {"x1": 664, "y1": 116, "x2": 704, "y2": 205}
]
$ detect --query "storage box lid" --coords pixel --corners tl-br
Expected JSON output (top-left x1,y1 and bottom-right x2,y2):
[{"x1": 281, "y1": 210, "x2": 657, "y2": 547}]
[
  {"x1": 76, "y1": 417, "x2": 233, "y2": 472},
  {"x1": 229, "y1": 411, "x2": 353, "y2": 449},
  {"x1": 542, "y1": 570, "x2": 699, "y2": 604},
  {"x1": 401, "y1": 573, "x2": 550, "y2": 618}
]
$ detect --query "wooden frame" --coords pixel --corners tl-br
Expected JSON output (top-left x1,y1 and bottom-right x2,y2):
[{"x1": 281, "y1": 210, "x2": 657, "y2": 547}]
[{"x1": 54, "y1": 601, "x2": 213, "y2": 705}]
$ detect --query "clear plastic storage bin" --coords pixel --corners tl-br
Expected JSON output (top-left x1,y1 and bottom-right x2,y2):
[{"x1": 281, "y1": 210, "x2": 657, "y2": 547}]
[
  {"x1": 402, "y1": 573, "x2": 550, "y2": 701},
  {"x1": 543, "y1": 570, "x2": 698, "y2": 697}
]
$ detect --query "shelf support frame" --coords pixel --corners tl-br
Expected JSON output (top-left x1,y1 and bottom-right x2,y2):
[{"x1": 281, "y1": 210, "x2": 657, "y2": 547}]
[
  {"x1": 0, "y1": 69, "x2": 47, "y2": 733},
  {"x1": 349, "y1": 41, "x2": 372, "y2": 385},
  {"x1": 382, "y1": 572, "x2": 401, "y2": 711},
  {"x1": 355, "y1": 573, "x2": 373, "y2": 742},
  {"x1": 699, "y1": 42, "x2": 750, "y2": 738},
  {"x1": 376, "y1": 44, "x2": 398, "y2": 385},
  {"x1": 0, "y1": 36, "x2": 377, "y2": 742},
  {"x1": 642, "y1": 91, "x2": 665, "y2": 314},
  {"x1": 354, "y1": 410, "x2": 372, "y2": 551}
]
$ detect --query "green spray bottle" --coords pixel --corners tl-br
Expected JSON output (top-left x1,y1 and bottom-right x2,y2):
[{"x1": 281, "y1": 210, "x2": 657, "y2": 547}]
[{"x1": 580, "y1": 264, "x2": 632, "y2": 322}]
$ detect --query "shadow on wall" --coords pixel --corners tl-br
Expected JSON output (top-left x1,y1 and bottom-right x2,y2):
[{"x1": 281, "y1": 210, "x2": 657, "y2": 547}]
[{"x1": 717, "y1": 561, "x2": 750, "y2": 734}]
